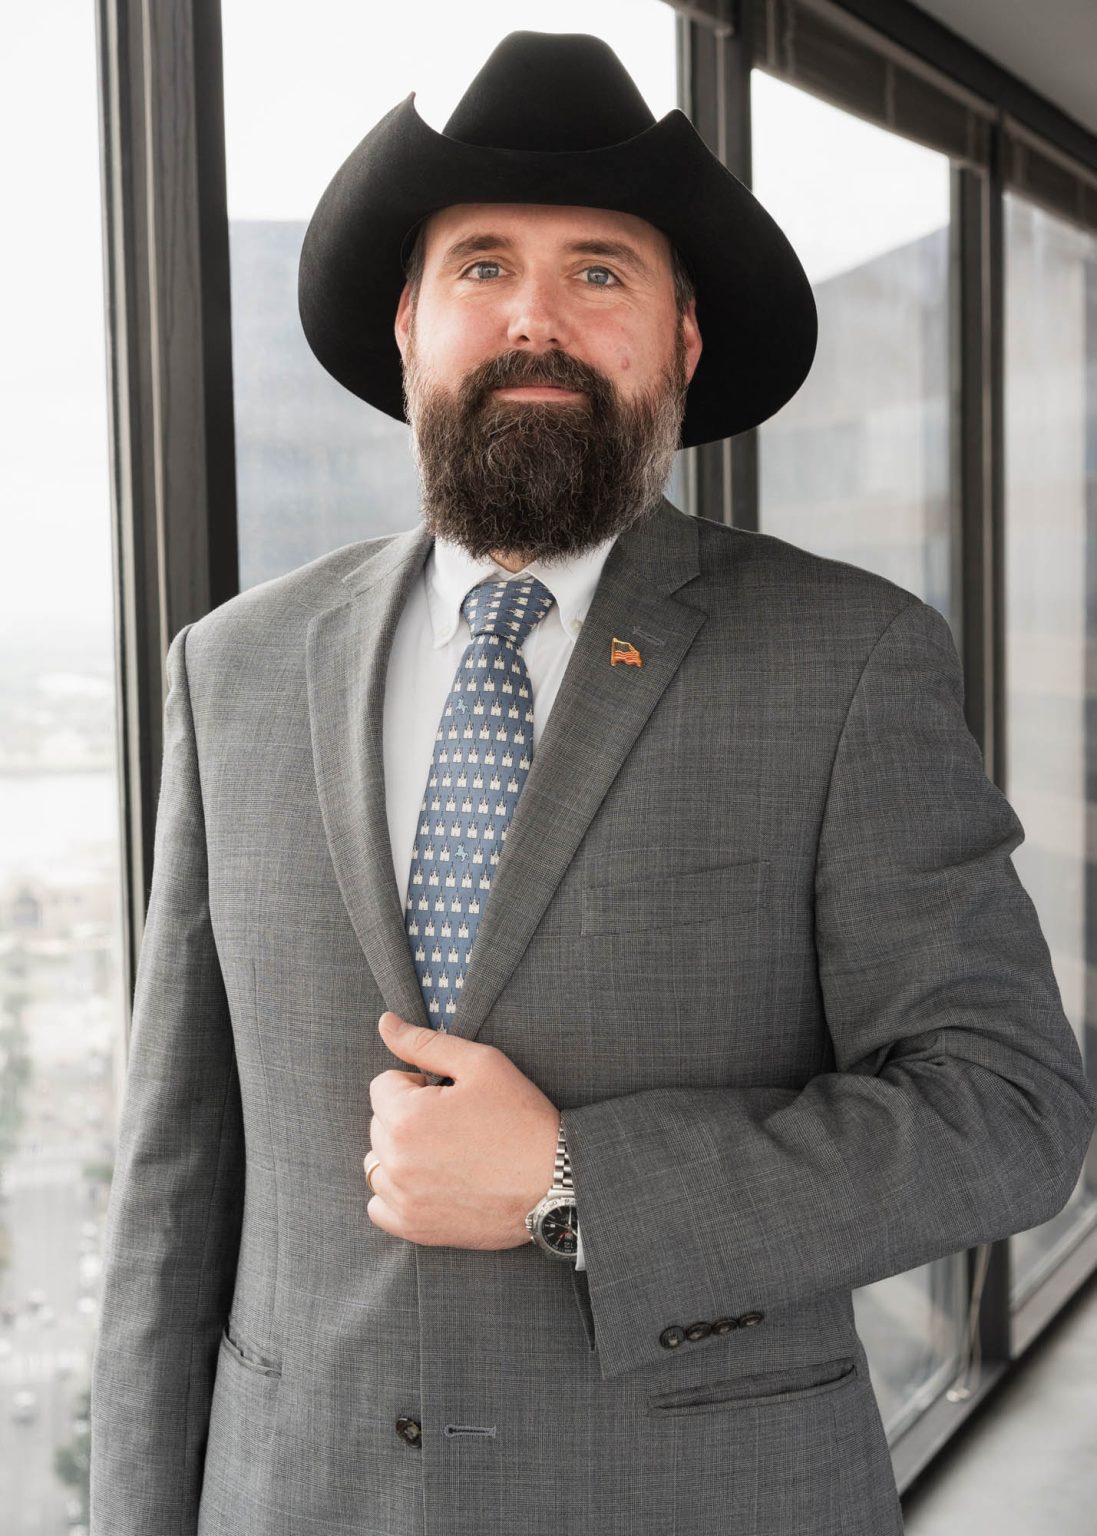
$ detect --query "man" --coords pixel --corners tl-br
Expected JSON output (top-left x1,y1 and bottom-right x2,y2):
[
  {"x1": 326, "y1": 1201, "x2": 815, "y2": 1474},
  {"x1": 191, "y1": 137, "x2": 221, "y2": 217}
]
[{"x1": 90, "y1": 30, "x2": 1097, "y2": 1536}]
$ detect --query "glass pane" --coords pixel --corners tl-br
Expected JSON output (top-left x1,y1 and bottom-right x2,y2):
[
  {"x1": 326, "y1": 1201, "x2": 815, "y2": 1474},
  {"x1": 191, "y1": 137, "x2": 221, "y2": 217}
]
[
  {"x1": 0, "y1": 6, "x2": 121, "y2": 1532},
  {"x1": 753, "y1": 68, "x2": 956, "y2": 627},
  {"x1": 1004, "y1": 191, "x2": 1097, "y2": 1303},
  {"x1": 853, "y1": 1262, "x2": 967, "y2": 1440},
  {"x1": 220, "y1": 2, "x2": 683, "y2": 591},
  {"x1": 751, "y1": 67, "x2": 966, "y2": 1437}
]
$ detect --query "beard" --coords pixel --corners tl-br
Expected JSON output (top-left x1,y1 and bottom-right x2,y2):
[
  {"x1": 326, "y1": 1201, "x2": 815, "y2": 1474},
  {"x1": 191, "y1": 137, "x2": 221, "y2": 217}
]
[{"x1": 400, "y1": 320, "x2": 688, "y2": 565}]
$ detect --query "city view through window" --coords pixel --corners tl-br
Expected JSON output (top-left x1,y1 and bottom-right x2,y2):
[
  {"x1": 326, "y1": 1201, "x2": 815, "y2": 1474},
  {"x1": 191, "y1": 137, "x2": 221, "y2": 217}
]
[{"x1": 0, "y1": 7, "x2": 120, "y2": 1532}]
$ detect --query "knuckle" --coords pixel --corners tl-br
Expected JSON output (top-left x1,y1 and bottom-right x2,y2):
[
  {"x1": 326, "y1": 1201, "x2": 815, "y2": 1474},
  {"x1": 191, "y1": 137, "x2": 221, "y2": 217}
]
[{"x1": 389, "y1": 1110, "x2": 413, "y2": 1148}]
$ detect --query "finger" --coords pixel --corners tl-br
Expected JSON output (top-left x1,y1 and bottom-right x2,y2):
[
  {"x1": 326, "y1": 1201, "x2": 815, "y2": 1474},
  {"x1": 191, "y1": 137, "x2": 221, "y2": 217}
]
[
  {"x1": 369, "y1": 1067, "x2": 430, "y2": 1115},
  {"x1": 388, "y1": 1069, "x2": 431, "y2": 1093},
  {"x1": 363, "y1": 1151, "x2": 386, "y2": 1196},
  {"x1": 379, "y1": 1015, "x2": 488, "y2": 1079},
  {"x1": 365, "y1": 1191, "x2": 398, "y2": 1236}
]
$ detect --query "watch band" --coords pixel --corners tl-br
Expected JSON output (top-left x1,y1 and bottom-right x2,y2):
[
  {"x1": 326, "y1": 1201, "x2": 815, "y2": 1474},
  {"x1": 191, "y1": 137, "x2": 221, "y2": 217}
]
[
  {"x1": 523, "y1": 1116, "x2": 579, "y2": 1260},
  {"x1": 552, "y1": 1116, "x2": 574, "y2": 1194}
]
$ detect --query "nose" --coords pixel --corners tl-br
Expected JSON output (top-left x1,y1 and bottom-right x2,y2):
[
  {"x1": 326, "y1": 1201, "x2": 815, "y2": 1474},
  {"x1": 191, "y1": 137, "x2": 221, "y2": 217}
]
[{"x1": 504, "y1": 273, "x2": 571, "y2": 352}]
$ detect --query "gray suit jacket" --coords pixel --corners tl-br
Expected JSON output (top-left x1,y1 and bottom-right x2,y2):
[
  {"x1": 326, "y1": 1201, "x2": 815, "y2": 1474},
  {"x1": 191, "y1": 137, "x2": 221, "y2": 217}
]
[{"x1": 90, "y1": 497, "x2": 1097, "y2": 1535}]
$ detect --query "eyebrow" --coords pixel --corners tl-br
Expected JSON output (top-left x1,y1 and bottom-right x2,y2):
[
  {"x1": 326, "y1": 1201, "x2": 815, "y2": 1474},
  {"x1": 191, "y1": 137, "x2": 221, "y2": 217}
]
[{"x1": 438, "y1": 232, "x2": 652, "y2": 278}]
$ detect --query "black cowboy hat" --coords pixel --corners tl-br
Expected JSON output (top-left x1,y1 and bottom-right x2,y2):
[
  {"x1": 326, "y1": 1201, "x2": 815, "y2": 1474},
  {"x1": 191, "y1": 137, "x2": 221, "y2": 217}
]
[{"x1": 298, "y1": 30, "x2": 817, "y2": 448}]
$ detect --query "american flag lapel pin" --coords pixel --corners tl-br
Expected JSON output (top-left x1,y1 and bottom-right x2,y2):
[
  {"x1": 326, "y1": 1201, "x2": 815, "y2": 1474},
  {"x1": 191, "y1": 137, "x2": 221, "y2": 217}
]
[{"x1": 610, "y1": 637, "x2": 643, "y2": 668}]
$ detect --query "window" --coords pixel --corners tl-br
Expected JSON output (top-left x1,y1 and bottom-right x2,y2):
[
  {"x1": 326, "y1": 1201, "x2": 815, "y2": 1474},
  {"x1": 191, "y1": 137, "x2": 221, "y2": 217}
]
[
  {"x1": 754, "y1": 68, "x2": 956, "y2": 628},
  {"x1": 1003, "y1": 190, "x2": 1097, "y2": 1302},
  {"x1": 0, "y1": 6, "x2": 121, "y2": 1529},
  {"x1": 751, "y1": 64, "x2": 965, "y2": 1439}
]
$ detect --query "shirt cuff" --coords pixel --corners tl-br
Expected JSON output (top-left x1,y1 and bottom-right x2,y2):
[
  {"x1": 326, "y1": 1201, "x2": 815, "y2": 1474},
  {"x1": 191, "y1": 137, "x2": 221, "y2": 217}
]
[{"x1": 574, "y1": 1216, "x2": 585, "y2": 1270}]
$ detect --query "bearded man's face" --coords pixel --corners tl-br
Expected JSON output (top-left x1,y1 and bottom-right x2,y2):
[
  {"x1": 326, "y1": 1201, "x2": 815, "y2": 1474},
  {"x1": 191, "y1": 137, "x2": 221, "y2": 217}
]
[{"x1": 393, "y1": 203, "x2": 702, "y2": 565}]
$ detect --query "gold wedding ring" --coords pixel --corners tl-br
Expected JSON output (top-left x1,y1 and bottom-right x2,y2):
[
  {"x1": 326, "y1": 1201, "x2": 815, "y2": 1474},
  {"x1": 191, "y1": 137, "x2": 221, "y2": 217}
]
[{"x1": 364, "y1": 1154, "x2": 382, "y2": 1195}]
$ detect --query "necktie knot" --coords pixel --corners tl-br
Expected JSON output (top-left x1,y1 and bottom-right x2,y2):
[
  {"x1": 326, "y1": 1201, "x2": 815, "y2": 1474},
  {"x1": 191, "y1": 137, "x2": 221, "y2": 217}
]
[{"x1": 461, "y1": 575, "x2": 556, "y2": 649}]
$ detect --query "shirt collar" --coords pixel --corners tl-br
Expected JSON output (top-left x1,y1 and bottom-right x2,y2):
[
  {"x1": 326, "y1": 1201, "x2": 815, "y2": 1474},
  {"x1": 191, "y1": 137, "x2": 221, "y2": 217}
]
[{"x1": 425, "y1": 529, "x2": 620, "y2": 648}]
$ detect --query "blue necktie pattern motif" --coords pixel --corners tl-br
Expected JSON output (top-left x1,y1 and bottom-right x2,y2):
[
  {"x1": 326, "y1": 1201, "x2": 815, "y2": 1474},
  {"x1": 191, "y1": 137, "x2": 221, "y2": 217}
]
[{"x1": 404, "y1": 574, "x2": 557, "y2": 1030}]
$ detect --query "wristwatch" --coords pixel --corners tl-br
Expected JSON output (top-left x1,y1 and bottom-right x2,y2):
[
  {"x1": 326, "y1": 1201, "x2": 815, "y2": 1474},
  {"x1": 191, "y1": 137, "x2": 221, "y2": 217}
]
[{"x1": 524, "y1": 1115, "x2": 579, "y2": 1261}]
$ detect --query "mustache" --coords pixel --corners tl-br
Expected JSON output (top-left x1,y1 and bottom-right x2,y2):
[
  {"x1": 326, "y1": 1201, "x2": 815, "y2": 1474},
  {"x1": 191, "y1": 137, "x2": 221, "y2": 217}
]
[{"x1": 458, "y1": 348, "x2": 611, "y2": 412}]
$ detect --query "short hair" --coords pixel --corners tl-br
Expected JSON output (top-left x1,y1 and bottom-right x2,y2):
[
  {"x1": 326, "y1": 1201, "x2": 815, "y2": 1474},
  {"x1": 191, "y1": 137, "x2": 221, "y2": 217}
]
[{"x1": 401, "y1": 218, "x2": 696, "y2": 316}]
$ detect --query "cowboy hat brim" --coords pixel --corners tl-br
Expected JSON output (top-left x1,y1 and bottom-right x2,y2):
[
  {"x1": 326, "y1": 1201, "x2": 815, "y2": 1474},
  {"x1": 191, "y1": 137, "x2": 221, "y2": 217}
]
[{"x1": 298, "y1": 93, "x2": 817, "y2": 448}]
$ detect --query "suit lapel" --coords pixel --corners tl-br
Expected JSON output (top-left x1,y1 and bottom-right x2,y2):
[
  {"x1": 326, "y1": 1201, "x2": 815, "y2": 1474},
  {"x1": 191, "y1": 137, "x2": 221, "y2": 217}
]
[
  {"x1": 306, "y1": 523, "x2": 436, "y2": 1030},
  {"x1": 452, "y1": 500, "x2": 705, "y2": 1042},
  {"x1": 305, "y1": 498, "x2": 706, "y2": 1042}
]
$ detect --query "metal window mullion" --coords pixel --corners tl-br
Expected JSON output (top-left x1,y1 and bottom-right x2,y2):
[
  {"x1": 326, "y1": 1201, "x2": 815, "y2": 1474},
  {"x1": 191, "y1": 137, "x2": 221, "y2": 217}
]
[
  {"x1": 955, "y1": 162, "x2": 997, "y2": 765},
  {"x1": 954, "y1": 131, "x2": 1013, "y2": 1375},
  {"x1": 96, "y1": 0, "x2": 165, "y2": 1014},
  {"x1": 825, "y1": 0, "x2": 1097, "y2": 183},
  {"x1": 95, "y1": 0, "x2": 238, "y2": 1037},
  {"x1": 676, "y1": 0, "x2": 757, "y2": 528}
]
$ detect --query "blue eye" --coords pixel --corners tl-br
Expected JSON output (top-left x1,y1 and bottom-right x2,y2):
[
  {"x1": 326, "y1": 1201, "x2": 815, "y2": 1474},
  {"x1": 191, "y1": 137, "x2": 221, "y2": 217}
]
[{"x1": 460, "y1": 261, "x2": 620, "y2": 285}]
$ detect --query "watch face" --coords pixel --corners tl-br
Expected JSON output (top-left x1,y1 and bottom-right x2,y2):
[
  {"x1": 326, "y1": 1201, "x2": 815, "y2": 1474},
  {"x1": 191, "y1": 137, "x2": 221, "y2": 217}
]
[{"x1": 539, "y1": 1201, "x2": 579, "y2": 1255}]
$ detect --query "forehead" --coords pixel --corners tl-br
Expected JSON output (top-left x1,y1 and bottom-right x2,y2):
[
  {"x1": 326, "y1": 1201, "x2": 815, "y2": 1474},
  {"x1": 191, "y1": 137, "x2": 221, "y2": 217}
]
[{"x1": 420, "y1": 202, "x2": 672, "y2": 267}]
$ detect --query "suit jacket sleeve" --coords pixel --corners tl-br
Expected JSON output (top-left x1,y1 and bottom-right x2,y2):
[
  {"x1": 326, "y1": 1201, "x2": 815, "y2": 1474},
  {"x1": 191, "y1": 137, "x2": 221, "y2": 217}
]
[
  {"x1": 561, "y1": 596, "x2": 1097, "y2": 1382},
  {"x1": 90, "y1": 622, "x2": 245, "y2": 1534}
]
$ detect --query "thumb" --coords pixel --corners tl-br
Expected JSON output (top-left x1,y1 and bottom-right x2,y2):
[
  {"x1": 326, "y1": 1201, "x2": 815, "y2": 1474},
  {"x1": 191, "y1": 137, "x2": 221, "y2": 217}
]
[{"x1": 378, "y1": 1012, "x2": 458, "y2": 1075}]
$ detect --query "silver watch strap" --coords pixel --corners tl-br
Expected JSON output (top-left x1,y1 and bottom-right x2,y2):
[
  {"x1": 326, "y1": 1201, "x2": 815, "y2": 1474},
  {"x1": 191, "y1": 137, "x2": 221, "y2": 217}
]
[{"x1": 553, "y1": 1117, "x2": 574, "y2": 1194}]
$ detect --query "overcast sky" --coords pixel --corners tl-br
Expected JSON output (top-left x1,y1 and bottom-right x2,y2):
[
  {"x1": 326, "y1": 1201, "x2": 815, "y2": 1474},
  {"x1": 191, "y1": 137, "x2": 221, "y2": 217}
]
[{"x1": 1, "y1": 0, "x2": 949, "y2": 643}]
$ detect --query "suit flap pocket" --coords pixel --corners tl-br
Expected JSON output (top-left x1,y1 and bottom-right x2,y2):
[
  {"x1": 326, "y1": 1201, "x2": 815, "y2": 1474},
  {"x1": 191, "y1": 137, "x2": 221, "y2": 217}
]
[
  {"x1": 582, "y1": 858, "x2": 769, "y2": 936},
  {"x1": 647, "y1": 1355, "x2": 856, "y2": 1416}
]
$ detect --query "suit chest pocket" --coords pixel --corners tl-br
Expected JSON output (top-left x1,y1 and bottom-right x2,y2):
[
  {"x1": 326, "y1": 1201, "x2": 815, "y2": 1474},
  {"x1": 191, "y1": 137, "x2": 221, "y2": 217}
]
[{"x1": 581, "y1": 857, "x2": 770, "y2": 936}]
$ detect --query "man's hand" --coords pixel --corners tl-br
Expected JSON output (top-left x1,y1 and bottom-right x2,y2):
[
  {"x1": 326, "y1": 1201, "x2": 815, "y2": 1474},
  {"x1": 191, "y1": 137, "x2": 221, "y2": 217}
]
[{"x1": 366, "y1": 1012, "x2": 561, "y2": 1251}]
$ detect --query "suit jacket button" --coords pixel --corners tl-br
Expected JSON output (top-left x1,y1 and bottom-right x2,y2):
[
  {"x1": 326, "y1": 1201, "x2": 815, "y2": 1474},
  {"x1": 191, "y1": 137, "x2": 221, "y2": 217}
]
[
  {"x1": 737, "y1": 1311, "x2": 765, "y2": 1327},
  {"x1": 659, "y1": 1325, "x2": 686, "y2": 1350},
  {"x1": 684, "y1": 1321, "x2": 711, "y2": 1342},
  {"x1": 711, "y1": 1316, "x2": 739, "y2": 1335},
  {"x1": 396, "y1": 1417, "x2": 422, "y2": 1447}
]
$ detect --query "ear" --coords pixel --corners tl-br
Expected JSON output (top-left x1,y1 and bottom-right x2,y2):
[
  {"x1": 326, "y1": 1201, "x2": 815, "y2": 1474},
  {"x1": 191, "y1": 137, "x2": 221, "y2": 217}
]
[
  {"x1": 681, "y1": 297, "x2": 703, "y2": 387},
  {"x1": 394, "y1": 281, "x2": 414, "y2": 361}
]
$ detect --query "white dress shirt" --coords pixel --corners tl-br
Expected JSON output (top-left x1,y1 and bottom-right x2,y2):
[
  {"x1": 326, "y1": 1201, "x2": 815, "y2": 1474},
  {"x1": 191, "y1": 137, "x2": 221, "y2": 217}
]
[{"x1": 383, "y1": 528, "x2": 621, "y2": 1271}]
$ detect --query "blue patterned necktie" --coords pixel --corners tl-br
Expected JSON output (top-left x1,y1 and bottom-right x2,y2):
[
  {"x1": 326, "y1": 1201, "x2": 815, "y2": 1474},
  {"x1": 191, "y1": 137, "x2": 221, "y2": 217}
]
[{"x1": 404, "y1": 573, "x2": 557, "y2": 1031}]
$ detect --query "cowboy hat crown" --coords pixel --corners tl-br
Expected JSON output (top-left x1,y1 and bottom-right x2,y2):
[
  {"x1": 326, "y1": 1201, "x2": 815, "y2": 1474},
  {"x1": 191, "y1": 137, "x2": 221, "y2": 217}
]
[{"x1": 298, "y1": 30, "x2": 817, "y2": 446}]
